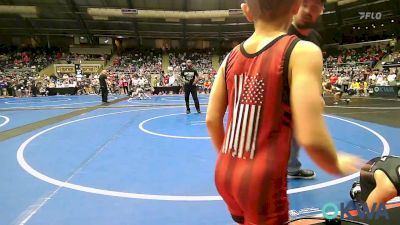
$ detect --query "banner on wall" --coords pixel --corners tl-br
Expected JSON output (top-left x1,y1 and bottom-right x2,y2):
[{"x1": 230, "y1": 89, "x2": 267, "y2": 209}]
[
  {"x1": 54, "y1": 64, "x2": 101, "y2": 75},
  {"x1": 81, "y1": 65, "x2": 101, "y2": 73},
  {"x1": 369, "y1": 85, "x2": 399, "y2": 97},
  {"x1": 55, "y1": 65, "x2": 75, "y2": 73}
]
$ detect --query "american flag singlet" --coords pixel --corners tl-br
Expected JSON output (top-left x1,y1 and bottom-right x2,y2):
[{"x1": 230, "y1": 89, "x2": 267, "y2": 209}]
[{"x1": 215, "y1": 34, "x2": 300, "y2": 225}]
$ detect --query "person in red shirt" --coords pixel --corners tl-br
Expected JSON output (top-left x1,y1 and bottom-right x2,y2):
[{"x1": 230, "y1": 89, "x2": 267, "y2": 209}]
[
  {"x1": 203, "y1": 79, "x2": 212, "y2": 94},
  {"x1": 206, "y1": 0, "x2": 363, "y2": 224},
  {"x1": 122, "y1": 78, "x2": 129, "y2": 95},
  {"x1": 330, "y1": 74, "x2": 338, "y2": 85},
  {"x1": 163, "y1": 74, "x2": 170, "y2": 86}
]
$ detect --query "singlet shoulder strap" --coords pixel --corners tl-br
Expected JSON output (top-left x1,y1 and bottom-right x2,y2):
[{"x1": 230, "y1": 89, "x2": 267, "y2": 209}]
[{"x1": 282, "y1": 35, "x2": 301, "y2": 105}]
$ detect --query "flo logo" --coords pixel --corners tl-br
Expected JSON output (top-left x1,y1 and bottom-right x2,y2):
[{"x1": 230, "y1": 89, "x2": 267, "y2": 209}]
[
  {"x1": 359, "y1": 12, "x2": 382, "y2": 20},
  {"x1": 322, "y1": 202, "x2": 389, "y2": 221}
]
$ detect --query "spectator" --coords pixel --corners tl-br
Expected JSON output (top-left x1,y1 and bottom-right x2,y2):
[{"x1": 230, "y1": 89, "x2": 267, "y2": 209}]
[
  {"x1": 122, "y1": 78, "x2": 129, "y2": 95},
  {"x1": 349, "y1": 80, "x2": 360, "y2": 95},
  {"x1": 387, "y1": 71, "x2": 397, "y2": 84},
  {"x1": 203, "y1": 79, "x2": 212, "y2": 94}
]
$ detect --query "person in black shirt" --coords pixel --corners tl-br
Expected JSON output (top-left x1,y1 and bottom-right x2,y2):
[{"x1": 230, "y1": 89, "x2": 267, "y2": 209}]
[
  {"x1": 181, "y1": 60, "x2": 201, "y2": 114},
  {"x1": 99, "y1": 70, "x2": 108, "y2": 103},
  {"x1": 288, "y1": 0, "x2": 325, "y2": 47},
  {"x1": 31, "y1": 80, "x2": 37, "y2": 97},
  {"x1": 287, "y1": 0, "x2": 326, "y2": 180},
  {"x1": 287, "y1": 21, "x2": 323, "y2": 48}
]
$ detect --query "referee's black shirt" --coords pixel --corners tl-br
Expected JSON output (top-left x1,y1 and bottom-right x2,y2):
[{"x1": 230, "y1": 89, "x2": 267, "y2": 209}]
[
  {"x1": 181, "y1": 69, "x2": 198, "y2": 86},
  {"x1": 288, "y1": 24, "x2": 323, "y2": 48}
]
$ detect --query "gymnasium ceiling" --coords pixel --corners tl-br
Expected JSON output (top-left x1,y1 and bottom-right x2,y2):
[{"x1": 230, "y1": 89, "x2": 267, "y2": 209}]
[{"x1": 0, "y1": 0, "x2": 398, "y2": 44}]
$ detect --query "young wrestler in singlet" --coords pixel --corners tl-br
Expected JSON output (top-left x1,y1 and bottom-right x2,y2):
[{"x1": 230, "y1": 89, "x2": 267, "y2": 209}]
[
  {"x1": 206, "y1": 0, "x2": 363, "y2": 224},
  {"x1": 351, "y1": 156, "x2": 400, "y2": 209}
]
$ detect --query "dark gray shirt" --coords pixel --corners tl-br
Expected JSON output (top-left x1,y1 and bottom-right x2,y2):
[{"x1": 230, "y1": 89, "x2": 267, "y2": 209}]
[
  {"x1": 288, "y1": 24, "x2": 323, "y2": 49},
  {"x1": 181, "y1": 69, "x2": 198, "y2": 86}
]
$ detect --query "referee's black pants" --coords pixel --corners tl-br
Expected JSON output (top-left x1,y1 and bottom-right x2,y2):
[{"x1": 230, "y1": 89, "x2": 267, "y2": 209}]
[
  {"x1": 100, "y1": 87, "x2": 108, "y2": 103},
  {"x1": 184, "y1": 85, "x2": 200, "y2": 111}
]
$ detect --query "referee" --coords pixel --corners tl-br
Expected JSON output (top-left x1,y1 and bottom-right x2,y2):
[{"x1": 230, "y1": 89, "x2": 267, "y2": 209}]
[
  {"x1": 99, "y1": 70, "x2": 108, "y2": 103},
  {"x1": 287, "y1": 0, "x2": 326, "y2": 180},
  {"x1": 181, "y1": 60, "x2": 201, "y2": 114}
]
